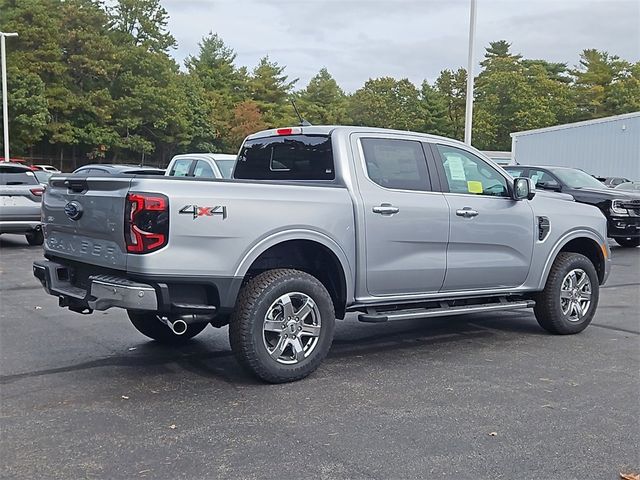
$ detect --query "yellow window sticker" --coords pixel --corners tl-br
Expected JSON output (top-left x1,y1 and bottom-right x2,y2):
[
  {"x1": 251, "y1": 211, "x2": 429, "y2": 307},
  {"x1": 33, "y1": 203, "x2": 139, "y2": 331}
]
[{"x1": 467, "y1": 180, "x2": 483, "y2": 194}]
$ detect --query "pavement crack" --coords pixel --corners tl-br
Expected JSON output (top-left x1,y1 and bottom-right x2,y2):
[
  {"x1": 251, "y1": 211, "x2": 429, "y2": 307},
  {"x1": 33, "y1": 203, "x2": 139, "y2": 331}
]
[
  {"x1": 590, "y1": 323, "x2": 640, "y2": 335},
  {"x1": 0, "y1": 350, "x2": 233, "y2": 385}
]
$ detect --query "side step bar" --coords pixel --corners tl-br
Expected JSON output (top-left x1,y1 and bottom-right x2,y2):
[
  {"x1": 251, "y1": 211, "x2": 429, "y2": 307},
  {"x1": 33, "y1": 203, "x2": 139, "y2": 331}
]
[{"x1": 358, "y1": 298, "x2": 535, "y2": 323}]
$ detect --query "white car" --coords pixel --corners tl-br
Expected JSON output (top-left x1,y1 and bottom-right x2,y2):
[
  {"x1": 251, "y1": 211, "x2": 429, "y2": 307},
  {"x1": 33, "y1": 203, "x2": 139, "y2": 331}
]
[
  {"x1": 165, "y1": 153, "x2": 236, "y2": 179},
  {"x1": 35, "y1": 165, "x2": 61, "y2": 173}
]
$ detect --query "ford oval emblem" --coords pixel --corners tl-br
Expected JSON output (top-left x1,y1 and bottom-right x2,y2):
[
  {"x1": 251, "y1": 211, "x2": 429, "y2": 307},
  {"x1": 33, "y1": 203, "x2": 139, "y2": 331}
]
[{"x1": 64, "y1": 201, "x2": 83, "y2": 221}]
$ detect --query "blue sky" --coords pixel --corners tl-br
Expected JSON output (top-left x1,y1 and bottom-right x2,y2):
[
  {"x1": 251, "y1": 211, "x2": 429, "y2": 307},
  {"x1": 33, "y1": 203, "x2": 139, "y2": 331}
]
[{"x1": 162, "y1": 0, "x2": 640, "y2": 92}]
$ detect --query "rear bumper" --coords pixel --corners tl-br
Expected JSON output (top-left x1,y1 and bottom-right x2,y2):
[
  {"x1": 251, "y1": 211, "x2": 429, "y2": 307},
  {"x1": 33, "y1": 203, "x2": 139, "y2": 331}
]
[
  {"x1": 608, "y1": 216, "x2": 640, "y2": 239},
  {"x1": 33, "y1": 260, "x2": 158, "y2": 312},
  {"x1": 0, "y1": 220, "x2": 41, "y2": 234},
  {"x1": 32, "y1": 258, "x2": 240, "y2": 316}
]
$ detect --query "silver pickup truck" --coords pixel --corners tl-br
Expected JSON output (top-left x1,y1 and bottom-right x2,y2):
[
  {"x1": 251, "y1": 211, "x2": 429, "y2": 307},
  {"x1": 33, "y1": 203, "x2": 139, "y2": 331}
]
[{"x1": 33, "y1": 126, "x2": 611, "y2": 383}]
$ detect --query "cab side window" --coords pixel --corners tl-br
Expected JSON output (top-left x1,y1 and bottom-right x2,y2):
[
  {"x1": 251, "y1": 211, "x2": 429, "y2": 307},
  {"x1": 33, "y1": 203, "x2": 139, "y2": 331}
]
[
  {"x1": 169, "y1": 159, "x2": 192, "y2": 177},
  {"x1": 360, "y1": 138, "x2": 431, "y2": 191},
  {"x1": 436, "y1": 145, "x2": 509, "y2": 197},
  {"x1": 528, "y1": 169, "x2": 560, "y2": 190},
  {"x1": 193, "y1": 160, "x2": 215, "y2": 178}
]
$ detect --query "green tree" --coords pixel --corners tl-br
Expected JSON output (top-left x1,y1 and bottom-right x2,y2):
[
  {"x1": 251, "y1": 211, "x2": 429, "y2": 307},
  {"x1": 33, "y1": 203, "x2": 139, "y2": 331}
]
[
  {"x1": 420, "y1": 80, "x2": 450, "y2": 136},
  {"x1": 295, "y1": 68, "x2": 348, "y2": 124},
  {"x1": 604, "y1": 61, "x2": 640, "y2": 113},
  {"x1": 248, "y1": 56, "x2": 297, "y2": 127},
  {"x1": 572, "y1": 49, "x2": 630, "y2": 119},
  {"x1": 0, "y1": 68, "x2": 49, "y2": 155},
  {"x1": 108, "y1": 0, "x2": 176, "y2": 53},
  {"x1": 434, "y1": 68, "x2": 467, "y2": 140},
  {"x1": 348, "y1": 77, "x2": 422, "y2": 130}
]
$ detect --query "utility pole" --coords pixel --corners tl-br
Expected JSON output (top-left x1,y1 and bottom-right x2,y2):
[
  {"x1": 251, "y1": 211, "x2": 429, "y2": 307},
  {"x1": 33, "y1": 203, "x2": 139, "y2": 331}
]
[
  {"x1": 464, "y1": 0, "x2": 477, "y2": 145},
  {"x1": 1, "y1": 32, "x2": 19, "y2": 162}
]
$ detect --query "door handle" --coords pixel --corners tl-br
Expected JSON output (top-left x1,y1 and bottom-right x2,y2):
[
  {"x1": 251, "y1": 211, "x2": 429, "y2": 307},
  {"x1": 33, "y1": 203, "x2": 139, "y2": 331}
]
[
  {"x1": 456, "y1": 207, "x2": 479, "y2": 218},
  {"x1": 372, "y1": 203, "x2": 400, "y2": 215}
]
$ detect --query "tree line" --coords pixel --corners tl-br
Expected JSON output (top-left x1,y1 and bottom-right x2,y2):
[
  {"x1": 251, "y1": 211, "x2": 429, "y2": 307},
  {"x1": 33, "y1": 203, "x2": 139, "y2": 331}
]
[{"x1": 1, "y1": 0, "x2": 638, "y2": 168}]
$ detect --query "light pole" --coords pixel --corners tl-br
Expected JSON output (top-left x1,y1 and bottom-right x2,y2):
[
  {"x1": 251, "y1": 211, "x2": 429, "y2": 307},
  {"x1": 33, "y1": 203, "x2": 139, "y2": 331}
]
[
  {"x1": 1, "y1": 32, "x2": 18, "y2": 162},
  {"x1": 464, "y1": 0, "x2": 477, "y2": 145}
]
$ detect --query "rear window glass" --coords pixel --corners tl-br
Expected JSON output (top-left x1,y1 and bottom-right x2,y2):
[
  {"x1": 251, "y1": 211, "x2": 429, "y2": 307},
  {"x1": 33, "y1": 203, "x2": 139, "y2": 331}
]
[
  {"x1": 0, "y1": 167, "x2": 39, "y2": 185},
  {"x1": 234, "y1": 135, "x2": 334, "y2": 180}
]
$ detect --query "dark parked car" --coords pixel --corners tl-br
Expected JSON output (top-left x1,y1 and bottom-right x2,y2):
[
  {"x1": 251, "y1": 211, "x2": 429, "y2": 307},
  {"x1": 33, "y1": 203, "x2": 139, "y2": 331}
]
[
  {"x1": 504, "y1": 165, "x2": 640, "y2": 248},
  {"x1": 615, "y1": 182, "x2": 640, "y2": 192},
  {"x1": 0, "y1": 163, "x2": 44, "y2": 245},
  {"x1": 72, "y1": 164, "x2": 165, "y2": 176}
]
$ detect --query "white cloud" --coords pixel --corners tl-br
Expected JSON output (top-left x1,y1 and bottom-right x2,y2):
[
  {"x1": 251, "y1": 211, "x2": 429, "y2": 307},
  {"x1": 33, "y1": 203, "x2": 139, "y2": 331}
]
[{"x1": 163, "y1": 0, "x2": 640, "y2": 92}]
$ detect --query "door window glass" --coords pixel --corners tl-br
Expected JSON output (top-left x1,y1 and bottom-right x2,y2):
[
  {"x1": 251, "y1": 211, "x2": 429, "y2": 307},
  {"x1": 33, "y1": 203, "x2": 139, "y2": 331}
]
[
  {"x1": 528, "y1": 169, "x2": 560, "y2": 189},
  {"x1": 194, "y1": 160, "x2": 215, "y2": 178},
  {"x1": 360, "y1": 138, "x2": 431, "y2": 191},
  {"x1": 169, "y1": 159, "x2": 192, "y2": 177},
  {"x1": 436, "y1": 145, "x2": 509, "y2": 197}
]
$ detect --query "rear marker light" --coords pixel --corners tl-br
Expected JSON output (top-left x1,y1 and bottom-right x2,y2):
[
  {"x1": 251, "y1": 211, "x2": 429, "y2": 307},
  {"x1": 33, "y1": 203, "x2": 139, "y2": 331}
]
[
  {"x1": 30, "y1": 187, "x2": 44, "y2": 196},
  {"x1": 125, "y1": 192, "x2": 169, "y2": 254}
]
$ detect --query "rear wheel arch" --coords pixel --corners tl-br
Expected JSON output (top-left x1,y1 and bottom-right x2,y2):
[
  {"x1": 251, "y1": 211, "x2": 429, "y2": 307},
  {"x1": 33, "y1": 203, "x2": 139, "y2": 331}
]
[{"x1": 239, "y1": 237, "x2": 350, "y2": 319}]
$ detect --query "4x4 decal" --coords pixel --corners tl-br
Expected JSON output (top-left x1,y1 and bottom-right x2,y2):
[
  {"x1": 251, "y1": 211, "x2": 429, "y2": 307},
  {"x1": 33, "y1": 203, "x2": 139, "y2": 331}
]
[{"x1": 179, "y1": 205, "x2": 227, "y2": 220}]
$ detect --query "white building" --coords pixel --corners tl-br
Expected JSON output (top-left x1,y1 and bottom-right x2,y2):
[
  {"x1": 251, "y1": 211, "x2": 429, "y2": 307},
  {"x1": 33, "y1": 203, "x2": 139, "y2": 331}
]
[{"x1": 510, "y1": 112, "x2": 640, "y2": 179}]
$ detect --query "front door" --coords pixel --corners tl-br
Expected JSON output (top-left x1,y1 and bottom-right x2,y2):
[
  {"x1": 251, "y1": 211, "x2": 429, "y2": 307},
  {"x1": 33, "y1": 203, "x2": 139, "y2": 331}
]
[
  {"x1": 353, "y1": 135, "x2": 449, "y2": 296},
  {"x1": 432, "y1": 144, "x2": 535, "y2": 291}
]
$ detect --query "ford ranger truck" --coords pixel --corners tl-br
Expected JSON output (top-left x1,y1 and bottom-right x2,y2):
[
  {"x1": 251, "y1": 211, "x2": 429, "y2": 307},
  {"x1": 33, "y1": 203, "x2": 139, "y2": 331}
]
[{"x1": 33, "y1": 126, "x2": 611, "y2": 383}]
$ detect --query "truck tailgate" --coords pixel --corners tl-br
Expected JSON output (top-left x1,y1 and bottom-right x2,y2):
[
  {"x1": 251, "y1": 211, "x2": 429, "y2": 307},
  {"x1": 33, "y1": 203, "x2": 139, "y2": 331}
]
[{"x1": 43, "y1": 176, "x2": 132, "y2": 269}]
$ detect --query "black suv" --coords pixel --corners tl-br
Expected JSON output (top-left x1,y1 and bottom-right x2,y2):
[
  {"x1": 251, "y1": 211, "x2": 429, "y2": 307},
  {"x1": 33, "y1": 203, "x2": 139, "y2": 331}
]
[{"x1": 504, "y1": 165, "x2": 640, "y2": 248}]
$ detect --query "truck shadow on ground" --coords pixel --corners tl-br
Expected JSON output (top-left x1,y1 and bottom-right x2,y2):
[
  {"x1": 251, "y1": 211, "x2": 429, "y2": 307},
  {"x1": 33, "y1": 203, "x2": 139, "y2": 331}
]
[{"x1": 0, "y1": 312, "x2": 546, "y2": 387}]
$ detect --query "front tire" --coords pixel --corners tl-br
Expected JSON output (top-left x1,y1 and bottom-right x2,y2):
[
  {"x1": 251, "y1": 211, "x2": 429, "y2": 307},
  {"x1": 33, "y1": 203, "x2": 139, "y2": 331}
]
[
  {"x1": 229, "y1": 269, "x2": 335, "y2": 383},
  {"x1": 25, "y1": 230, "x2": 44, "y2": 246},
  {"x1": 534, "y1": 252, "x2": 599, "y2": 335},
  {"x1": 615, "y1": 237, "x2": 640, "y2": 248},
  {"x1": 127, "y1": 311, "x2": 207, "y2": 344}
]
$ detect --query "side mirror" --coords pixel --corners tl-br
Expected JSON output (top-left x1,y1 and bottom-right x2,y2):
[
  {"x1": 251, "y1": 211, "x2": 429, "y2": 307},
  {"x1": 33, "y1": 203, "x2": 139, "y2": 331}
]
[{"x1": 513, "y1": 177, "x2": 535, "y2": 201}]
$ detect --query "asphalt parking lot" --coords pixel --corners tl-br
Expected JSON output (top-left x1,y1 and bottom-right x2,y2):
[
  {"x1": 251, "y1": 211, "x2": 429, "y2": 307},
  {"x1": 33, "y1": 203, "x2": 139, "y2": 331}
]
[{"x1": 0, "y1": 236, "x2": 638, "y2": 479}]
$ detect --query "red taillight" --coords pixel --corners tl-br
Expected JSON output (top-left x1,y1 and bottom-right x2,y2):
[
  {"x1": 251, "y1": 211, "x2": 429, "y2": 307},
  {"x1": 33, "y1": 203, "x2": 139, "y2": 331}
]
[
  {"x1": 30, "y1": 187, "x2": 44, "y2": 196},
  {"x1": 276, "y1": 127, "x2": 301, "y2": 135},
  {"x1": 125, "y1": 192, "x2": 169, "y2": 254}
]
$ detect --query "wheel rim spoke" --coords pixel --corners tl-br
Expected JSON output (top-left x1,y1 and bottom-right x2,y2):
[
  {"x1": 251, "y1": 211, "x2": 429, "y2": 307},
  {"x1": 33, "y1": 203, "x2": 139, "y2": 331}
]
[
  {"x1": 263, "y1": 320, "x2": 284, "y2": 333},
  {"x1": 560, "y1": 290, "x2": 572, "y2": 299},
  {"x1": 270, "y1": 335, "x2": 288, "y2": 360},
  {"x1": 296, "y1": 298, "x2": 315, "y2": 322},
  {"x1": 577, "y1": 273, "x2": 589, "y2": 289},
  {"x1": 280, "y1": 294, "x2": 295, "y2": 319},
  {"x1": 301, "y1": 324, "x2": 321, "y2": 337},
  {"x1": 290, "y1": 337, "x2": 305, "y2": 362}
]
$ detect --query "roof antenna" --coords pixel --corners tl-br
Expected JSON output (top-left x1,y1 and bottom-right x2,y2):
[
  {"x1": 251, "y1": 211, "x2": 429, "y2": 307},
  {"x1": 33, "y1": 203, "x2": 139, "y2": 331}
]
[{"x1": 291, "y1": 100, "x2": 312, "y2": 126}]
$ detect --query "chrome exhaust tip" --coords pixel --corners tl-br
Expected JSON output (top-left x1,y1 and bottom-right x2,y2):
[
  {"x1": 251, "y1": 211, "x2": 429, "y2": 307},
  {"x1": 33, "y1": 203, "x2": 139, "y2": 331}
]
[
  {"x1": 170, "y1": 319, "x2": 188, "y2": 335},
  {"x1": 158, "y1": 316, "x2": 188, "y2": 336}
]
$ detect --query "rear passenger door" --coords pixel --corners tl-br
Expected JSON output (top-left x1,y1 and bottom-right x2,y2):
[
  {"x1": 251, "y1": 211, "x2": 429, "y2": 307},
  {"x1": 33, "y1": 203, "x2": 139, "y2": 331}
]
[{"x1": 352, "y1": 134, "x2": 449, "y2": 296}]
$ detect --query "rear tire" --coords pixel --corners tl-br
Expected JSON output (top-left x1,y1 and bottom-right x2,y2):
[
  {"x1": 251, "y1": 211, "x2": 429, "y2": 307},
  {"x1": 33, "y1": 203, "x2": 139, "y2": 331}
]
[
  {"x1": 615, "y1": 237, "x2": 640, "y2": 248},
  {"x1": 127, "y1": 311, "x2": 207, "y2": 344},
  {"x1": 534, "y1": 252, "x2": 599, "y2": 335},
  {"x1": 229, "y1": 269, "x2": 335, "y2": 383},
  {"x1": 25, "y1": 230, "x2": 44, "y2": 246}
]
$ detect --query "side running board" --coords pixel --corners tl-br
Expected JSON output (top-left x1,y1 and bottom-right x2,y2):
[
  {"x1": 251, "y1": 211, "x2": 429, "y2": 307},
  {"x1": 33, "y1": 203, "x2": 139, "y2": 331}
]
[{"x1": 358, "y1": 297, "x2": 535, "y2": 323}]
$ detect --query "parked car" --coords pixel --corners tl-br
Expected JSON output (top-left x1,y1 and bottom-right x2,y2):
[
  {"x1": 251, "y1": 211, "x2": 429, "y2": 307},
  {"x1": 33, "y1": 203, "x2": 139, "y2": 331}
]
[
  {"x1": 165, "y1": 153, "x2": 236, "y2": 179},
  {"x1": 72, "y1": 164, "x2": 165, "y2": 175},
  {"x1": 504, "y1": 165, "x2": 640, "y2": 248},
  {"x1": 0, "y1": 163, "x2": 44, "y2": 245},
  {"x1": 615, "y1": 182, "x2": 640, "y2": 192},
  {"x1": 601, "y1": 176, "x2": 631, "y2": 188},
  {"x1": 33, "y1": 170, "x2": 54, "y2": 185},
  {"x1": 33, "y1": 165, "x2": 60, "y2": 173},
  {"x1": 34, "y1": 126, "x2": 611, "y2": 383}
]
